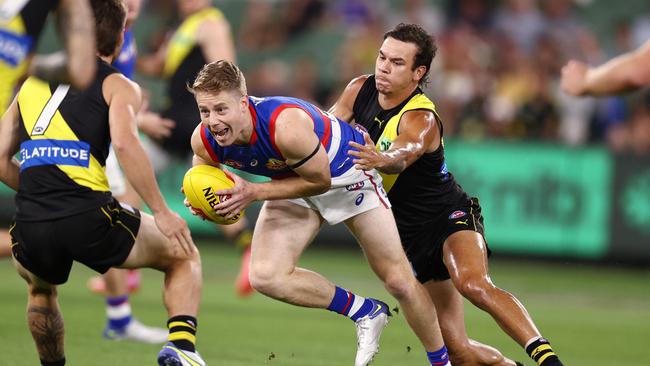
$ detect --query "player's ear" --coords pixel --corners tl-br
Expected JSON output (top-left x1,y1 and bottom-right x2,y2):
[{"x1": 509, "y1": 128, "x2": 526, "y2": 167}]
[{"x1": 414, "y1": 65, "x2": 426, "y2": 82}]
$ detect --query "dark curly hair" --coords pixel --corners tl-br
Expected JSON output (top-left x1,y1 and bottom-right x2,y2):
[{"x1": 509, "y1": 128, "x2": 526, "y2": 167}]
[{"x1": 383, "y1": 23, "x2": 437, "y2": 86}]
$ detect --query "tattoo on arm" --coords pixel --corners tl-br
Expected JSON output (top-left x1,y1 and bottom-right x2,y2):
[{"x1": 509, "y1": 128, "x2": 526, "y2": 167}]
[{"x1": 28, "y1": 306, "x2": 65, "y2": 362}]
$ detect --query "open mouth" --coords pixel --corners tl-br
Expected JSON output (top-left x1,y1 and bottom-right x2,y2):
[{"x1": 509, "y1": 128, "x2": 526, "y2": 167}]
[{"x1": 213, "y1": 127, "x2": 230, "y2": 138}]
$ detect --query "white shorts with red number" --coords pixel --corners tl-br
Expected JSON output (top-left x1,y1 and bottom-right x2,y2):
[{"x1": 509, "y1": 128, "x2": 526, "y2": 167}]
[{"x1": 287, "y1": 167, "x2": 391, "y2": 225}]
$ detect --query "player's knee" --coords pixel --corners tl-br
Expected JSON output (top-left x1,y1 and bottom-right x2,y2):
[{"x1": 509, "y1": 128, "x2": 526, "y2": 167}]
[
  {"x1": 382, "y1": 271, "x2": 417, "y2": 300},
  {"x1": 249, "y1": 264, "x2": 282, "y2": 296},
  {"x1": 457, "y1": 277, "x2": 493, "y2": 307}
]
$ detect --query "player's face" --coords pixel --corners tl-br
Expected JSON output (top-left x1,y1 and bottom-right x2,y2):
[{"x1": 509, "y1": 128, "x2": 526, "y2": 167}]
[
  {"x1": 375, "y1": 37, "x2": 423, "y2": 95},
  {"x1": 196, "y1": 90, "x2": 249, "y2": 146}
]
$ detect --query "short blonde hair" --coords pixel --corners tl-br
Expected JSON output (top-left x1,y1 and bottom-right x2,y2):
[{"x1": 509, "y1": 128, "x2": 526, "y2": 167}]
[{"x1": 189, "y1": 60, "x2": 247, "y2": 96}]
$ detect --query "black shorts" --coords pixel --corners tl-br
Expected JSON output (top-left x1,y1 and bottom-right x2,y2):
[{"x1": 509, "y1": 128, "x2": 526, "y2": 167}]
[
  {"x1": 10, "y1": 198, "x2": 141, "y2": 285},
  {"x1": 401, "y1": 197, "x2": 490, "y2": 283}
]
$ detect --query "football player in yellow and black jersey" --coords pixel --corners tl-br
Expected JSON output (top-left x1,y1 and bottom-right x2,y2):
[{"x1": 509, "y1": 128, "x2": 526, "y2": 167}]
[
  {"x1": 0, "y1": 1, "x2": 204, "y2": 365},
  {"x1": 331, "y1": 23, "x2": 566, "y2": 366}
]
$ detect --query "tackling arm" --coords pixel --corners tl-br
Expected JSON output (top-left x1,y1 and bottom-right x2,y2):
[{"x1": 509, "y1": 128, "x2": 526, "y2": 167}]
[{"x1": 348, "y1": 110, "x2": 439, "y2": 174}]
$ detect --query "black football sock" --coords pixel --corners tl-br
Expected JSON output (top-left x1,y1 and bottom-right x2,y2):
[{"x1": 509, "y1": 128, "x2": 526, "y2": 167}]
[{"x1": 526, "y1": 338, "x2": 564, "y2": 366}]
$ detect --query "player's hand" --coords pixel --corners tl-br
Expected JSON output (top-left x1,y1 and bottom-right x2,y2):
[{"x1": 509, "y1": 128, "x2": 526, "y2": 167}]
[
  {"x1": 561, "y1": 60, "x2": 589, "y2": 96},
  {"x1": 154, "y1": 209, "x2": 196, "y2": 255},
  {"x1": 137, "y1": 111, "x2": 175, "y2": 141},
  {"x1": 185, "y1": 198, "x2": 207, "y2": 220},
  {"x1": 213, "y1": 170, "x2": 256, "y2": 219},
  {"x1": 180, "y1": 186, "x2": 206, "y2": 220},
  {"x1": 348, "y1": 132, "x2": 384, "y2": 171}
]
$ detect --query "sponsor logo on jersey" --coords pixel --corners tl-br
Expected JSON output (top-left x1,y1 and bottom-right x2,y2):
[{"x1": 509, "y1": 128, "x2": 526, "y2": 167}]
[
  {"x1": 355, "y1": 193, "x2": 365, "y2": 206},
  {"x1": 224, "y1": 160, "x2": 243, "y2": 169},
  {"x1": 0, "y1": 29, "x2": 33, "y2": 67},
  {"x1": 354, "y1": 124, "x2": 368, "y2": 134},
  {"x1": 265, "y1": 158, "x2": 287, "y2": 170},
  {"x1": 374, "y1": 116, "x2": 386, "y2": 127},
  {"x1": 345, "y1": 181, "x2": 365, "y2": 191},
  {"x1": 439, "y1": 161, "x2": 449, "y2": 181},
  {"x1": 449, "y1": 210, "x2": 467, "y2": 220},
  {"x1": 19, "y1": 139, "x2": 91, "y2": 171},
  {"x1": 250, "y1": 159, "x2": 258, "y2": 167}
]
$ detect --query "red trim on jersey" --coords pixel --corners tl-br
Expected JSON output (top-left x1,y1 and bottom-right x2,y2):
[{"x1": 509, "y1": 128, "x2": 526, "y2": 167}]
[
  {"x1": 247, "y1": 103, "x2": 258, "y2": 145},
  {"x1": 316, "y1": 109, "x2": 332, "y2": 148},
  {"x1": 269, "y1": 104, "x2": 320, "y2": 159},
  {"x1": 363, "y1": 171, "x2": 389, "y2": 209},
  {"x1": 200, "y1": 127, "x2": 220, "y2": 163}
]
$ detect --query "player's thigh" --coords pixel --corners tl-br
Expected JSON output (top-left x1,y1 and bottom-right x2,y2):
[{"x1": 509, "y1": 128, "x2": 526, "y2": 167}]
[
  {"x1": 344, "y1": 205, "x2": 411, "y2": 279},
  {"x1": 252, "y1": 200, "x2": 323, "y2": 273},
  {"x1": 119, "y1": 212, "x2": 182, "y2": 270},
  {"x1": 442, "y1": 230, "x2": 490, "y2": 284}
]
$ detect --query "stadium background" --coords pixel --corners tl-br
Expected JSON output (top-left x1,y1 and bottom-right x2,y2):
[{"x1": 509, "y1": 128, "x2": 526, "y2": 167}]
[{"x1": 1, "y1": 1, "x2": 649, "y2": 365}]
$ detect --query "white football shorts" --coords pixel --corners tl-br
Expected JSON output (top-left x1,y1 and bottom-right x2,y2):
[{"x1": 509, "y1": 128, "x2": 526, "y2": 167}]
[{"x1": 287, "y1": 166, "x2": 391, "y2": 225}]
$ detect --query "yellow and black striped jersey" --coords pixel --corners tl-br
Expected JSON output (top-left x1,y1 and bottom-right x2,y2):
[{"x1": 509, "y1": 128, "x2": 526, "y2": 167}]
[
  {"x1": 15, "y1": 58, "x2": 117, "y2": 221},
  {"x1": 0, "y1": 0, "x2": 59, "y2": 113},
  {"x1": 352, "y1": 75, "x2": 470, "y2": 229}
]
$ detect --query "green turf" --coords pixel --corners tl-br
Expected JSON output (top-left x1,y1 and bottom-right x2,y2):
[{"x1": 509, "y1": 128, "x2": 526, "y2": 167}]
[{"x1": 1, "y1": 241, "x2": 648, "y2": 365}]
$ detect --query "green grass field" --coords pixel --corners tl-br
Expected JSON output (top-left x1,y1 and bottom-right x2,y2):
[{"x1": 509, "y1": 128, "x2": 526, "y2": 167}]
[{"x1": 1, "y1": 241, "x2": 648, "y2": 365}]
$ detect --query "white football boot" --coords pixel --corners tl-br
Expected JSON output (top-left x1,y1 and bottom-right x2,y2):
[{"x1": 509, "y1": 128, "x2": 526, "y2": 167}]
[{"x1": 354, "y1": 299, "x2": 391, "y2": 366}]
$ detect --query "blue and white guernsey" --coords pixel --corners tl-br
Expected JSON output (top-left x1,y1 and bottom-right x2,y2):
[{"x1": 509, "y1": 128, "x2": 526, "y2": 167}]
[{"x1": 201, "y1": 96, "x2": 366, "y2": 180}]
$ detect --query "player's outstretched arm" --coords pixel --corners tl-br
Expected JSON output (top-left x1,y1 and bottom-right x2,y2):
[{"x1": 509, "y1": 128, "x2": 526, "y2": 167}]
[
  {"x1": 105, "y1": 74, "x2": 195, "y2": 254},
  {"x1": 0, "y1": 97, "x2": 21, "y2": 191},
  {"x1": 29, "y1": 0, "x2": 96, "y2": 89},
  {"x1": 348, "y1": 110, "x2": 439, "y2": 174},
  {"x1": 561, "y1": 40, "x2": 650, "y2": 96}
]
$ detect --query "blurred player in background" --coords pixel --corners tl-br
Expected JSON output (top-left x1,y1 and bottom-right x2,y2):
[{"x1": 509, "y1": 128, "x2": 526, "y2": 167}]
[
  {"x1": 137, "y1": 0, "x2": 254, "y2": 297},
  {"x1": 187, "y1": 59, "x2": 452, "y2": 366},
  {"x1": 330, "y1": 23, "x2": 565, "y2": 366},
  {"x1": 0, "y1": 1, "x2": 204, "y2": 365},
  {"x1": 0, "y1": 0, "x2": 96, "y2": 257},
  {"x1": 561, "y1": 40, "x2": 650, "y2": 96}
]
